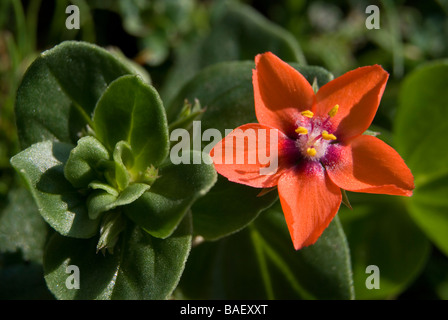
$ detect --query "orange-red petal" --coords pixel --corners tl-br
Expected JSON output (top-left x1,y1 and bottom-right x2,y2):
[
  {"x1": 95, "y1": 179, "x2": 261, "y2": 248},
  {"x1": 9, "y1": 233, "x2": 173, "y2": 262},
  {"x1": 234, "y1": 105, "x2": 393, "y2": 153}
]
[
  {"x1": 253, "y1": 52, "x2": 316, "y2": 137},
  {"x1": 324, "y1": 135, "x2": 414, "y2": 196},
  {"x1": 278, "y1": 162, "x2": 342, "y2": 250},
  {"x1": 210, "y1": 123, "x2": 294, "y2": 188},
  {"x1": 315, "y1": 65, "x2": 389, "y2": 142}
]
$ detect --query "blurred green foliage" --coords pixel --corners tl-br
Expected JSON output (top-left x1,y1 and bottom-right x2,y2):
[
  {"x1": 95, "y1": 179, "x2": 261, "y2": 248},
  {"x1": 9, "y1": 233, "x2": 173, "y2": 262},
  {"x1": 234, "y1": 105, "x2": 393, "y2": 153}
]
[{"x1": 1, "y1": 0, "x2": 448, "y2": 299}]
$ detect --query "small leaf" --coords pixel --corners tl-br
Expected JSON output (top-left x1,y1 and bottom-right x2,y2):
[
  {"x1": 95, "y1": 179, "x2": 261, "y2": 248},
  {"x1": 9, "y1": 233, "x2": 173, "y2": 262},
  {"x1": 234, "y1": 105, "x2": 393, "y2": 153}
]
[
  {"x1": 97, "y1": 210, "x2": 126, "y2": 254},
  {"x1": 87, "y1": 183, "x2": 150, "y2": 220},
  {"x1": 10, "y1": 141, "x2": 98, "y2": 238},
  {"x1": 43, "y1": 213, "x2": 192, "y2": 300},
  {"x1": 341, "y1": 189, "x2": 352, "y2": 210},
  {"x1": 124, "y1": 150, "x2": 217, "y2": 239},
  {"x1": 88, "y1": 181, "x2": 119, "y2": 197},
  {"x1": 168, "y1": 98, "x2": 205, "y2": 133},
  {"x1": 93, "y1": 75, "x2": 169, "y2": 173},
  {"x1": 64, "y1": 136, "x2": 110, "y2": 189}
]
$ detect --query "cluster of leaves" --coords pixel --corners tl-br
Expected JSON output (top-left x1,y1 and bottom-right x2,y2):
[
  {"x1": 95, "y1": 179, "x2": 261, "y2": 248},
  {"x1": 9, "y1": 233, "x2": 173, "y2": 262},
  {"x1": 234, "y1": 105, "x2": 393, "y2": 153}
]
[{"x1": 1, "y1": 0, "x2": 448, "y2": 300}]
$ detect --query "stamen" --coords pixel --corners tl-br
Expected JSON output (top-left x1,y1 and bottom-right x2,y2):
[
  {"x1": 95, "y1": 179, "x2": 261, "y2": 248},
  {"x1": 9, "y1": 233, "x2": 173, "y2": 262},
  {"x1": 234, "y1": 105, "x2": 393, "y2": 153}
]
[
  {"x1": 295, "y1": 126, "x2": 308, "y2": 135},
  {"x1": 301, "y1": 110, "x2": 314, "y2": 118},
  {"x1": 306, "y1": 147, "x2": 317, "y2": 157},
  {"x1": 321, "y1": 130, "x2": 337, "y2": 140},
  {"x1": 328, "y1": 104, "x2": 339, "y2": 118}
]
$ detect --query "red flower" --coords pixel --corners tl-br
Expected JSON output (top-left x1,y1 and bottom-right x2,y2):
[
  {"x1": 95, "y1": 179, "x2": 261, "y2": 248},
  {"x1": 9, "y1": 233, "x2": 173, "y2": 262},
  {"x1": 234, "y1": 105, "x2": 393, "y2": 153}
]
[{"x1": 211, "y1": 52, "x2": 414, "y2": 250}]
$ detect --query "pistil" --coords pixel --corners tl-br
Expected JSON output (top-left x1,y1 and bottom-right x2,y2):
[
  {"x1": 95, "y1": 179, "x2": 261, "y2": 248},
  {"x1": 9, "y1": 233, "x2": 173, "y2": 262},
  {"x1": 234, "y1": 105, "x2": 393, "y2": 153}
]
[{"x1": 295, "y1": 106, "x2": 340, "y2": 160}]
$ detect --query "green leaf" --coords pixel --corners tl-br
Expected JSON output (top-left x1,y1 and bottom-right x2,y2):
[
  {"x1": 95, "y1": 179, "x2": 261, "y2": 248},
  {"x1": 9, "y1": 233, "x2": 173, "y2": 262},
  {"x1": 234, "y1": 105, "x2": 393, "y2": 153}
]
[
  {"x1": 0, "y1": 187, "x2": 48, "y2": 263},
  {"x1": 407, "y1": 174, "x2": 448, "y2": 256},
  {"x1": 87, "y1": 183, "x2": 150, "y2": 220},
  {"x1": 88, "y1": 181, "x2": 118, "y2": 197},
  {"x1": 167, "y1": 61, "x2": 333, "y2": 240},
  {"x1": 161, "y1": 1, "x2": 306, "y2": 106},
  {"x1": 395, "y1": 60, "x2": 448, "y2": 256},
  {"x1": 43, "y1": 213, "x2": 192, "y2": 300},
  {"x1": 395, "y1": 60, "x2": 448, "y2": 180},
  {"x1": 96, "y1": 210, "x2": 126, "y2": 254},
  {"x1": 179, "y1": 202, "x2": 354, "y2": 299},
  {"x1": 93, "y1": 75, "x2": 169, "y2": 173},
  {"x1": 192, "y1": 176, "x2": 278, "y2": 240},
  {"x1": 112, "y1": 140, "x2": 133, "y2": 190},
  {"x1": 124, "y1": 150, "x2": 217, "y2": 239},
  {"x1": 15, "y1": 41, "x2": 138, "y2": 149},
  {"x1": 339, "y1": 193, "x2": 430, "y2": 299},
  {"x1": 10, "y1": 140, "x2": 98, "y2": 238},
  {"x1": 64, "y1": 136, "x2": 110, "y2": 189}
]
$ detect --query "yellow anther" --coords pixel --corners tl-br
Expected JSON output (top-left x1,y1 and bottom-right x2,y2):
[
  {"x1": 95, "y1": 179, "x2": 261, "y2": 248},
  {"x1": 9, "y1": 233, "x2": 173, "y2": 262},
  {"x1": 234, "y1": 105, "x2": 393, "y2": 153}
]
[
  {"x1": 295, "y1": 126, "x2": 308, "y2": 135},
  {"x1": 328, "y1": 104, "x2": 339, "y2": 118},
  {"x1": 321, "y1": 130, "x2": 337, "y2": 141},
  {"x1": 301, "y1": 110, "x2": 314, "y2": 118},
  {"x1": 306, "y1": 147, "x2": 317, "y2": 157}
]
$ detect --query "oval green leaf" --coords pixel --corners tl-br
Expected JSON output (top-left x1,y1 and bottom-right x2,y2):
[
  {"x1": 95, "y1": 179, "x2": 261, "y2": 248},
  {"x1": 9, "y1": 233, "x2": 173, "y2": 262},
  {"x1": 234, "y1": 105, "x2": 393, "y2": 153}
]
[
  {"x1": 93, "y1": 75, "x2": 169, "y2": 172},
  {"x1": 10, "y1": 140, "x2": 98, "y2": 238},
  {"x1": 15, "y1": 41, "x2": 138, "y2": 149},
  {"x1": 395, "y1": 60, "x2": 448, "y2": 256}
]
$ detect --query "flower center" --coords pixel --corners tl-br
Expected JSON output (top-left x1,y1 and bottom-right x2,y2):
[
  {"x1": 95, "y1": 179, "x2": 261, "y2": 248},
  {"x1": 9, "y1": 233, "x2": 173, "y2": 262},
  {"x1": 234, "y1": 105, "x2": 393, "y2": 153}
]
[{"x1": 294, "y1": 105, "x2": 339, "y2": 161}]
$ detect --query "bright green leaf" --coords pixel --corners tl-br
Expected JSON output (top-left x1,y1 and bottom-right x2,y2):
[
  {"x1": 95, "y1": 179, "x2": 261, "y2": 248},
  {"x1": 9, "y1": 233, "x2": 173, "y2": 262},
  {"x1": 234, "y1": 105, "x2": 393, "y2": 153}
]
[
  {"x1": 395, "y1": 60, "x2": 448, "y2": 180},
  {"x1": 88, "y1": 181, "x2": 119, "y2": 197},
  {"x1": 395, "y1": 60, "x2": 448, "y2": 256},
  {"x1": 10, "y1": 140, "x2": 98, "y2": 238},
  {"x1": 112, "y1": 140, "x2": 133, "y2": 191},
  {"x1": 407, "y1": 174, "x2": 448, "y2": 256},
  {"x1": 93, "y1": 75, "x2": 169, "y2": 172}
]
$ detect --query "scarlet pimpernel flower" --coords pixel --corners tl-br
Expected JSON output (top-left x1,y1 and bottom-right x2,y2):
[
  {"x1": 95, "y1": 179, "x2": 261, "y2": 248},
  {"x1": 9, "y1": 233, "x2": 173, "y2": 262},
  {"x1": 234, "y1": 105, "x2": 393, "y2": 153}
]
[{"x1": 211, "y1": 52, "x2": 414, "y2": 250}]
